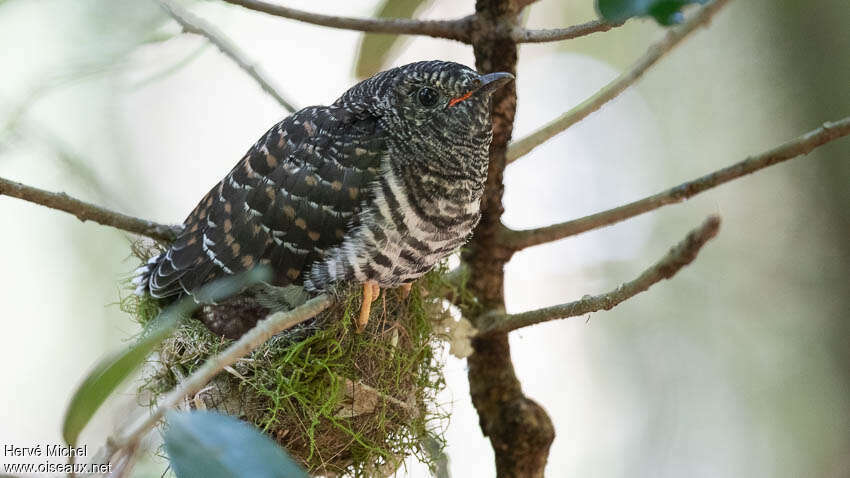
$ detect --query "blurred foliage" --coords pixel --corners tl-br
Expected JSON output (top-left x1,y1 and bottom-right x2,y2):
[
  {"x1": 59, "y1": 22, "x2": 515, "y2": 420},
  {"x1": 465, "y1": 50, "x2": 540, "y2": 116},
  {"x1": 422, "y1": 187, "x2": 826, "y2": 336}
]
[
  {"x1": 62, "y1": 268, "x2": 270, "y2": 446},
  {"x1": 164, "y1": 410, "x2": 308, "y2": 478},
  {"x1": 62, "y1": 295, "x2": 181, "y2": 446},
  {"x1": 130, "y1": 43, "x2": 209, "y2": 90},
  {"x1": 354, "y1": 0, "x2": 433, "y2": 79},
  {"x1": 0, "y1": 0, "x2": 172, "y2": 208},
  {"x1": 768, "y1": 3, "x2": 850, "y2": 474},
  {"x1": 596, "y1": 0, "x2": 709, "y2": 25}
]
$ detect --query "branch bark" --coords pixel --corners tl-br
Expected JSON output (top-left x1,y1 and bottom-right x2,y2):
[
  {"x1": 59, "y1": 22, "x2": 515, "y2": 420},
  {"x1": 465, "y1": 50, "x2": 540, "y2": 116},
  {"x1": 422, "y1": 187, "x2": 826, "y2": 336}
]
[
  {"x1": 159, "y1": 0, "x2": 298, "y2": 112},
  {"x1": 506, "y1": 0, "x2": 731, "y2": 163},
  {"x1": 481, "y1": 215, "x2": 721, "y2": 334},
  {"x1": 501, "y1": 116, "x2": 850, "y2": 250},
  {"x1": 464, "y1": 1, "x2": 554, "y2": 477},
  {"x1": 0, "y1": 176, "x2": 181, "y2": 242},
  {"x1": 220, "y1": 0, "x2": 473, "y2": 42},
  {"x1": 512, "y1": 19, "x2": 625, "y2": 43}
]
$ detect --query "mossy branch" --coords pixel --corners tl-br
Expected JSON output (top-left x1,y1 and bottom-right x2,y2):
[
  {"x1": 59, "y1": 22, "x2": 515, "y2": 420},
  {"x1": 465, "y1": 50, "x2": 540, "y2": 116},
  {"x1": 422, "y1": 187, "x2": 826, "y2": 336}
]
[
  {"x1": 0, "y1": 175, "x2": 181, "y2": 242},
  {"x1": 506, "y1": 0, "x2": 732, "y2": 163},
  {"x1": 479, "y1": 215, "x2": 721, "y2": 334},
  {"x1": 500, "y1": 116, "x2": 850, "y2": 251}
]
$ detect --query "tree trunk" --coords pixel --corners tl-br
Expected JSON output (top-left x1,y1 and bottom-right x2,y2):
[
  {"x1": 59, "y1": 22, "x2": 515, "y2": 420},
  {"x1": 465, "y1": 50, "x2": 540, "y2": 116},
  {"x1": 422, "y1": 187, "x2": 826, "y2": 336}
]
[{"x1": 465, "y1": 1, "x2": 555, "y2": 476}]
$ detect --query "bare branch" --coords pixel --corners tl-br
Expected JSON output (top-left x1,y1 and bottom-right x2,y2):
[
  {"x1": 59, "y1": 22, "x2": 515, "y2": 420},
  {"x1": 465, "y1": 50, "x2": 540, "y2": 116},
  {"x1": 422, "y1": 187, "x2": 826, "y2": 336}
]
[
  {"x1": 0, "y1": 176, "x2": 181, "y2": 242},
  {"x1": 506, "y1": 0, "x2": 731, "y2": 163},
  {"x1": 158, "y1": 0, "x2": 299, "y2": 112},
  {"x1": 220, "y1": 0, "x2": 472, "y2": 42},
  {"x1": 338, "y1": 377, "x2": 417, "y2": 416},
  {"x1": 106, "y1": 294, "x2": 332, "y2": 456},
  {"x1": 480, "y1": 215, "x2": 721, "y2": 335},
  {"x1": 512, "y1": 19, "x2": 625, "y2": 44},
  {"x1": 110, "y1": 441, "x2": 140, "y2": 478},
  {"x1": 501, "y1": 116, "x2": 850, "y2": 250}
]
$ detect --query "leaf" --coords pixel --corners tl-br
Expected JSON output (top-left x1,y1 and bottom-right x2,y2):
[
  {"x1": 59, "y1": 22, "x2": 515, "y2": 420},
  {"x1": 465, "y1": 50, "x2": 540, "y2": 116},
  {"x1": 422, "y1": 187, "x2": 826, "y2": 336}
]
[
  {"x1": 354, "y1": 0, "x2": 433, "y2": 79},
  {"x1": 421, "y1": 434, "x2": 451, "y2": 478},
  {"x1": 596, "y1": 0, "x2": 710, "y2": 25},
  {"x1": 164, "y1": 410, "x2": 308, "y2": 478},
  {"x1": 61, "y1": 267, "x2": 271, "y2": 446}
]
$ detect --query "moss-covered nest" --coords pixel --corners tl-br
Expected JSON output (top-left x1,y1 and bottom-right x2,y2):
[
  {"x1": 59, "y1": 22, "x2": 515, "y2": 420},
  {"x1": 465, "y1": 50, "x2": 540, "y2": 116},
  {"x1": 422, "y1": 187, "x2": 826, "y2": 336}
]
[{"x1": 123, "y1": 245, "x2": 463, "y2": 477}]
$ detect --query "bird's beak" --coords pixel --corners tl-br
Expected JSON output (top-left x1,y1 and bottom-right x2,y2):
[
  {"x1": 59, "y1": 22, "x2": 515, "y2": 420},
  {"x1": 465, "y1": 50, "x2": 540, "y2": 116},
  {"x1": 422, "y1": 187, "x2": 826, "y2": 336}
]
[
  {"x1": 476, "y1": 71, "x2": 514, "y2": 96},
  {"x1": 448, "y1": 72, "x2": 515, "y2": 107}
]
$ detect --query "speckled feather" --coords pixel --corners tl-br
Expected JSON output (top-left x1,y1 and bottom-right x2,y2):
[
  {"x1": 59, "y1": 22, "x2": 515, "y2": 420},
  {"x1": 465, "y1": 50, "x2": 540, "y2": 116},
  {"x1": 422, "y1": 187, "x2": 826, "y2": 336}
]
[{"x1": 136, "y1": 61, "x2": 506, "y2": 302}]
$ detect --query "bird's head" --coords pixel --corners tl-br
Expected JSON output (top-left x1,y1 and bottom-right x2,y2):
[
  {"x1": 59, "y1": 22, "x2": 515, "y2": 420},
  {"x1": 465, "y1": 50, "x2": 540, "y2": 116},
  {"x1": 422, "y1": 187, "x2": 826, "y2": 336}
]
[{"x1": 336, "y1": 60, "x2": 514, "y2": 149}]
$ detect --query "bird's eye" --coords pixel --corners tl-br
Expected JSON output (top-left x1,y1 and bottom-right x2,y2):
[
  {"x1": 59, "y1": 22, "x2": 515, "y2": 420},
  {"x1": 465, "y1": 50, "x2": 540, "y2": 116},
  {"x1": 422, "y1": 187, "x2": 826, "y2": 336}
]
[{"x1": 417, "y1": 87, "x2": 439, "y2": 107}]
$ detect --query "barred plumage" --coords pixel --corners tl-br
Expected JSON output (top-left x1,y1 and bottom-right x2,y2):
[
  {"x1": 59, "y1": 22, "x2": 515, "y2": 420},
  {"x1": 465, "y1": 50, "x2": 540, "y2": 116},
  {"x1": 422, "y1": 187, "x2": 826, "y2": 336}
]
[{"x1": 135, "y1": 61, "x2": 512, "y2": 327}]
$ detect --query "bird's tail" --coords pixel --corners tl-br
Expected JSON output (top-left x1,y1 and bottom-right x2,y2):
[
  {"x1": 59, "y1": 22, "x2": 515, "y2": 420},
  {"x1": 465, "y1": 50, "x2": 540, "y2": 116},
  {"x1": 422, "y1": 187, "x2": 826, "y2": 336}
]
[
  {"x1": 253, "y1": 283, "x2": 311, "y2": 312},
  {"x1": 131, "y1": 254, "x2": 163, "y2": 296}
]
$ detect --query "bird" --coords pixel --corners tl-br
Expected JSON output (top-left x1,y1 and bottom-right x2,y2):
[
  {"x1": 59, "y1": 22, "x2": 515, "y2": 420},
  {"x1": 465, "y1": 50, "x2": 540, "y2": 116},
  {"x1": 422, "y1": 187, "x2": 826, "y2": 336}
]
[{"x1": 134, "y1": 60, "x2": 513, "y2": 336}]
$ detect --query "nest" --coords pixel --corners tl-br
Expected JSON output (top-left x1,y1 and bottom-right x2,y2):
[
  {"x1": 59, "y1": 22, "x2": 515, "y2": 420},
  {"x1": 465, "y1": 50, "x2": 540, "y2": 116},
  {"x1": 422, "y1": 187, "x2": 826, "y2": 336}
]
[{"x1": 124, "y1": 244, "x2": 455, "y2": 477}]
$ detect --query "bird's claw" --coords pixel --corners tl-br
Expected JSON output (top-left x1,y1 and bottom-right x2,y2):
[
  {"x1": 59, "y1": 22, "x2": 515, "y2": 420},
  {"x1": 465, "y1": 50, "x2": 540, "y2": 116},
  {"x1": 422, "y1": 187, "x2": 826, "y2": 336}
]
[{"x1": 356, "y1": 282, "x2": 381, "y2": 333}]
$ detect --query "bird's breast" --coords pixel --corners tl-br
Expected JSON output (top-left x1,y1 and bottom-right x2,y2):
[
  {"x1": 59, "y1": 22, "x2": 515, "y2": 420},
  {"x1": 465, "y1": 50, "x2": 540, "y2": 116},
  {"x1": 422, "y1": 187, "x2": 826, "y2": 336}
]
[{"x1": 305, "y1": 164, "x2": 483, "y2": 290}]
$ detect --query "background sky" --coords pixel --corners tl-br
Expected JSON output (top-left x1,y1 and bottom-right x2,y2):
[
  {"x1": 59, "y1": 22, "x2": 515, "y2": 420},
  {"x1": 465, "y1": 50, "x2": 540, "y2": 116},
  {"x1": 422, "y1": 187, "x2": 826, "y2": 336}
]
[{"x1": 1, "y1": 0, "x2": 848, "y2": 477}]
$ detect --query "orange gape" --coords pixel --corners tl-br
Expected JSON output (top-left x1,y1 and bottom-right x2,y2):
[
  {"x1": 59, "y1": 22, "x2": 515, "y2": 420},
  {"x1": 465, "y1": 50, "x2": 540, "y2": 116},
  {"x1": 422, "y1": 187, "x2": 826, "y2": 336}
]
[{"x1": 448, "y1": 89, "x2": 475, "y2": 107}]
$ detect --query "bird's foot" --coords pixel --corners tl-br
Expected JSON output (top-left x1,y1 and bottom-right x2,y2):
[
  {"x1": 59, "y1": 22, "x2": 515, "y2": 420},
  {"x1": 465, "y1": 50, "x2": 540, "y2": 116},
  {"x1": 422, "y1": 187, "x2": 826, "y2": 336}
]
[
  {"x1": 399, "y1": 282, "x2": 412, "y2": 299},
  {"x1": 356, "y1": 282, "x2": 381, "y2": 333}
]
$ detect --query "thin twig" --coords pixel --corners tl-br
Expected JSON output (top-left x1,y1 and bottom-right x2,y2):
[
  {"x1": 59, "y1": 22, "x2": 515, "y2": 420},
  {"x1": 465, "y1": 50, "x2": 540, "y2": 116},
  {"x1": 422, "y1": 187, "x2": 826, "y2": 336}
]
[
  {"x1": 2, "y1": 109, "x2": 121, "y2": 207},
  {"x1": 339, "y1": 377, "x2": 417, "y2": 415},
  {"x1": 500, "y1": 116, "x2": 850, "y2": 250},
  {"x1": 159, "y1": 0, "x2": 298, "y2": 112},
  {"x1": 512, "y1": 19, "x2": 625, "y2": 43},
  {"x1": 506, "y1": 0, "x2": 731, "y2": 163},
  {"x1": 105, "y1": 294, "x2": 332, "y2": 457},
  {"x1": 220, "y1": 0, "x2": 472, "y2": 42},
  {"x1": 0, "y1": 176, "x2": 181, "y2": 242},
  {"x1": 480, "y1": 215, "x2": 721, "y2": 334},
  {"x1": 108, "y1": 441, "x2": 140, "y2": 478}
]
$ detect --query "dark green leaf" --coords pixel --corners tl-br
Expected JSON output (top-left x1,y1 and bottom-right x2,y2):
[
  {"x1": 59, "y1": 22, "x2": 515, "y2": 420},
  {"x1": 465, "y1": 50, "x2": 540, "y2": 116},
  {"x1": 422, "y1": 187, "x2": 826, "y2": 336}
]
[
  {"x1": 597, "y1": 0, "x2": 710, "y2": 25},
  {"x1": 164, "y1": 410, "x2": 308, "y2": 478},
  {"x1": 61, "y1": 267, "x2": 271, "y2": 445},
  {"x1": 354, "y1": 0, "x2": 433, "y2": 79}
]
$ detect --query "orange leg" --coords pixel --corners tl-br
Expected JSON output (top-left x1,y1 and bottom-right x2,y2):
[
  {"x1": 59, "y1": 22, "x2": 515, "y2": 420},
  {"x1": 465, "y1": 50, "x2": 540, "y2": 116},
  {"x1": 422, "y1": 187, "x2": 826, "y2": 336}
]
[
  {"x1": 357, "y1": 282, "x2": 380, "y2": 333},
  {"x1": 399, "y1": 282, "x2": 412, "y2": 299}
]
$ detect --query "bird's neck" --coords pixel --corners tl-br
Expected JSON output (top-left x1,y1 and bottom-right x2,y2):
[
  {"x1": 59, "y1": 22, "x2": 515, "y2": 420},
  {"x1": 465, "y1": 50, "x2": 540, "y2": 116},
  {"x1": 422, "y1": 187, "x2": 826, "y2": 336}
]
[{"x1": 387, "y1": 130, "x2": 490, "y2": 220}]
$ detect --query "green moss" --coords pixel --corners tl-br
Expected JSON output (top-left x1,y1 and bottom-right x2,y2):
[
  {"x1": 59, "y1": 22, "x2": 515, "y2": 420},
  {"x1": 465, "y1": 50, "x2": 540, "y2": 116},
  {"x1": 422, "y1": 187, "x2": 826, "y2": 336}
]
[
  {"x1": 124, "y1": 244, "x2": 452, "y2": 476},
  {"x1": 120, "y1": 289, "x2": 161, "y2": 327}
]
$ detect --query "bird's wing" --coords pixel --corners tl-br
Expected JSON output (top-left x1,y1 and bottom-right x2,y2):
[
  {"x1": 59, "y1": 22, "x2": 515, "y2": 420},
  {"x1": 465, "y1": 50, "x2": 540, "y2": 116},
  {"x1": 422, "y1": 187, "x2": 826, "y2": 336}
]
[{"x1": 146, "y1": 105, "x2": 387, "y2": 298}]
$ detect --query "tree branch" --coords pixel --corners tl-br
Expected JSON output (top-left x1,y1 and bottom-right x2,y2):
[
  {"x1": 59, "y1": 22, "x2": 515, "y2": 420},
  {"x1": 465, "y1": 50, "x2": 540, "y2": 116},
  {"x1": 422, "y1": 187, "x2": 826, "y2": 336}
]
[
  {"x1": 104, "y1": 294, "x2": 332, "y2": 458},
  {"x1": 220, "y1": 0, "x2": 473, "y2": 42},
  {"x1": 501, "y1": 116, "x2": 850, "y2": 250},
  {"x1": 506, "y1": 0, "x2": 731, "y2": 163},
  {"x1": 465, "y1": 1, "x2": 556, "y2": 476},
  {"x1": 480, "y1": 215, "x2": 721, "y2": 335},
  {"x1": 512, "y1": 19, "x2": 625, "y2": 43},
  {"x1": 158, "y1": 0, "x2": 299, "y2": 112},
  {"x1": 0, "y1": 176, "x2": 181, "y2": 242}
]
